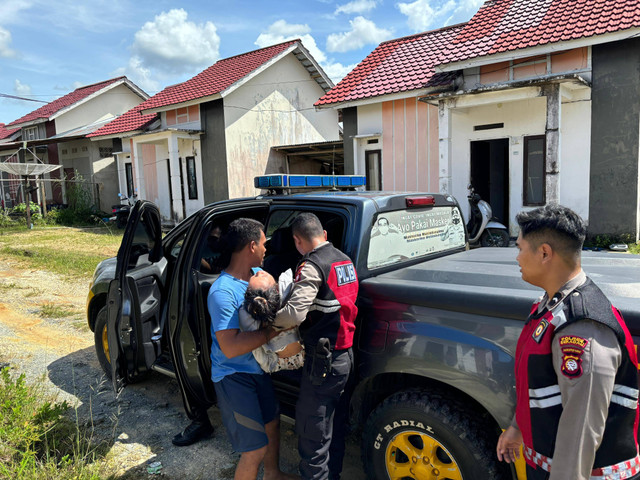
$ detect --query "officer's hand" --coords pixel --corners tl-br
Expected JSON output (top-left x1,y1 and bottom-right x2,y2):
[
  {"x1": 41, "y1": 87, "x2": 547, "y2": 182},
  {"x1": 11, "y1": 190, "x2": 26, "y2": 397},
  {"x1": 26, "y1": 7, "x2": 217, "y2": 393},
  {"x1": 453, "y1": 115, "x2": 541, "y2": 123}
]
[{"x1": 496, "y1": 425, "x2": 522, "y2": 463}]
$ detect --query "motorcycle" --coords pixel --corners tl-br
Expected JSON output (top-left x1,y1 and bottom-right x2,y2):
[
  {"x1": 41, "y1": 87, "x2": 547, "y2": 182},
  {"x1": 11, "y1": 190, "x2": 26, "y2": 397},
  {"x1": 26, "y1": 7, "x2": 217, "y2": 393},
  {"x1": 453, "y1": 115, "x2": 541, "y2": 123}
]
[
  {"x1": 111, "y1": 193, "x2": 137, "y2": 229},
  {"x1": 466, "y1": 184, "x2": 510, "y2": 247}
]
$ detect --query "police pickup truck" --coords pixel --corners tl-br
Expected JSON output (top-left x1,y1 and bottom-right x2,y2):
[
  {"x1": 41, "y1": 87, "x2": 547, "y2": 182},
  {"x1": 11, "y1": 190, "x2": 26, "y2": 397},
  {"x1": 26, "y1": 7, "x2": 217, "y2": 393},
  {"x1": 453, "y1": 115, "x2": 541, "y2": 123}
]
[{"x1": 86, "y1": 174, "x2": 640, "y2": 480}]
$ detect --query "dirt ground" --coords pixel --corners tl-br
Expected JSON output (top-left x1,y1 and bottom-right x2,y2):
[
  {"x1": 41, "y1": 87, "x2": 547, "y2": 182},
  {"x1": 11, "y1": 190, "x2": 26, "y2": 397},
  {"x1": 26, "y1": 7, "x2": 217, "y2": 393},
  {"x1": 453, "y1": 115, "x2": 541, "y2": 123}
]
[{"x1": 0, "y1": 256, "x2": 365, "y2": 479}]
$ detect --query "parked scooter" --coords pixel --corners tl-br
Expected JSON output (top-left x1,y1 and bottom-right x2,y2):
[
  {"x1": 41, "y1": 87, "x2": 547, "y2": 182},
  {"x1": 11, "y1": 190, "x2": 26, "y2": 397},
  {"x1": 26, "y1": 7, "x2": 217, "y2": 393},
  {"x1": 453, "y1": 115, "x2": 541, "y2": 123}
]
[
  {"x1": 466, "y1": 184, "x2": 510, "y2": 247},
  {"x1": 111, "y1": 193, "x2": 137, "y2": 229}
]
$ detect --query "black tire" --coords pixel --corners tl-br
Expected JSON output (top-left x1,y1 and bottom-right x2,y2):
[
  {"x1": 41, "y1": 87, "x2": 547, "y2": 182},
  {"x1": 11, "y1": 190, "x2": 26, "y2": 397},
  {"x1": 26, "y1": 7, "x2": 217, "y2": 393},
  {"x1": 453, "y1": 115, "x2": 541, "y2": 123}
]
[
  {"x1": 362, "y1": 390, "x2": 511, "y2": 480},
  {"x1": 93, "y1": 306, "x2": 112, "y2": 378},
  {"x1": 480, "y1": 229, "x2": 510, "y2": 247}
]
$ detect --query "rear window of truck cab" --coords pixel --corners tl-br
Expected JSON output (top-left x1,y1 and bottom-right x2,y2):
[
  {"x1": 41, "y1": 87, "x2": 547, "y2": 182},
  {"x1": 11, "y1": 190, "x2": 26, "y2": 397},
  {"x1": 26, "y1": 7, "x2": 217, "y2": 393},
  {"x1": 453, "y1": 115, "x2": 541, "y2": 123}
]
[{"x1": 367, "y1": 206, "x2": 466, "y2": 269}]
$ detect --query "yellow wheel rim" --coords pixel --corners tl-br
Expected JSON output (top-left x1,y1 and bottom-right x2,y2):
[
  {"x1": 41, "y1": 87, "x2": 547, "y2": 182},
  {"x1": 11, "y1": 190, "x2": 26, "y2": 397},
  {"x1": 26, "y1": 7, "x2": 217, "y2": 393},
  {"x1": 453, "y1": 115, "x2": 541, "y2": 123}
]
[
  {"x1": 385, "y1": 430, "x2": 463, "y2": 480},
  {"x1": 101, "y1": 324, "x2": 110, "y2": 363}
]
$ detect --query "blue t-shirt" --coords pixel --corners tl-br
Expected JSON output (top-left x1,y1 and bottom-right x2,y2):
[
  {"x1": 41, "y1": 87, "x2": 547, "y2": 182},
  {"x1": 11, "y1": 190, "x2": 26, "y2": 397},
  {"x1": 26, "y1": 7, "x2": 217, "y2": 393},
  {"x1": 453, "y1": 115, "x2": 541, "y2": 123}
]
[{"x1": 208, "y1": 269, "x2": 263, "y2": 382}]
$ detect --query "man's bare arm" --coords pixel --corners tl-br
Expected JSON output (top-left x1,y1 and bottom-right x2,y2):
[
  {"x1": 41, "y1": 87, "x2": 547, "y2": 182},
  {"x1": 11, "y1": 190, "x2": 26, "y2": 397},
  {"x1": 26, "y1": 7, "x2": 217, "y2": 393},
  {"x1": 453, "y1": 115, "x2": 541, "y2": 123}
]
[{"x1": 216, "y1": 327, "x2": 278, "y2": 359}]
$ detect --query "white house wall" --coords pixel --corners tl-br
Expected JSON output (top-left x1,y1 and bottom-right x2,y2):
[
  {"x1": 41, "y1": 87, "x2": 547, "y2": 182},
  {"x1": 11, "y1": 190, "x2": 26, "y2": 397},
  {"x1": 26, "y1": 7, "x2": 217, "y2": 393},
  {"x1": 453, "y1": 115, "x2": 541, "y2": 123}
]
[
  {"x1": 354, "y1": 103, "x2": 383, "y2": 178},
  {"x1": 55, "y1": 84, "x2": 143, "y2": 134},
  {"x1": 558, "y1": 86, "x2": 591, "y2": 221},
  {"x1": 223, "y1": 53, "x2": 339, "y2": 198},
  {"x1": 449, "y1": 89, "x2": 591, "y2": 235}
]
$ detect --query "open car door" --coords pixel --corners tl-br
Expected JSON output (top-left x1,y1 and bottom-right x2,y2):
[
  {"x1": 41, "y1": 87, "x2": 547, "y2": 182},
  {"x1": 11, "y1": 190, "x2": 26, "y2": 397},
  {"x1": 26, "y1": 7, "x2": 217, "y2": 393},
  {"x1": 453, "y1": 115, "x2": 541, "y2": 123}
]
[
  {"x1": 166, "y1": 200, "x2": 270, "y2": 418},
  {"x1": 107, "y1": 200, "x2": 165, "y2": 395}
]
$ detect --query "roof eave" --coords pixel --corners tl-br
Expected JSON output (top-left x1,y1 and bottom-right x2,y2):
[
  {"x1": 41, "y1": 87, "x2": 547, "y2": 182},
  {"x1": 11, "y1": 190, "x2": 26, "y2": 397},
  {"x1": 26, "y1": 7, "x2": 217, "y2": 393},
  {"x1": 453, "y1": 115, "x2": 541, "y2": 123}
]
[
  {"x1": 437, "y1": 28, "x2": 640, "y2": 72},
  {"x1": 316, "y1": 85, "x2": 456, "y2": 110},
  {"x1": 141, "y1": 93, "x2": 222, "y2": 115},
  {"x1": 419, "y1": 73, "x2": 590, "y2": 104},
  {"x1": 8, "y1": 118, "x2": 47, "y2": 129}
]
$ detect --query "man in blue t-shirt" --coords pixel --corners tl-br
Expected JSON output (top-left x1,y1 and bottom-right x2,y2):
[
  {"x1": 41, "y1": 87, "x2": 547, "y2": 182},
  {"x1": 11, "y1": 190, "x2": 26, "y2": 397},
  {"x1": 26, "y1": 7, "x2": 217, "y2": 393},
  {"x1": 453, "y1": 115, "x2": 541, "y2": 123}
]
[{"x1": 209, "y1": 218, "x2": 297, "y2": 480}]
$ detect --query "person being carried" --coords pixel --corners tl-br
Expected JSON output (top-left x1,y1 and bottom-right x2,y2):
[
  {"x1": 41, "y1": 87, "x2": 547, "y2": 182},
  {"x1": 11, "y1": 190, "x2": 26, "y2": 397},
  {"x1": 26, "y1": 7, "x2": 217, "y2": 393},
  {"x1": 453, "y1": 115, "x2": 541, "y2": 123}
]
[
  {"x1": 496, "y1": 205, "x2": 639, "y2": 480},
  {"x1": 240, "y1": 269, "x2": 305, "y2": 373}
]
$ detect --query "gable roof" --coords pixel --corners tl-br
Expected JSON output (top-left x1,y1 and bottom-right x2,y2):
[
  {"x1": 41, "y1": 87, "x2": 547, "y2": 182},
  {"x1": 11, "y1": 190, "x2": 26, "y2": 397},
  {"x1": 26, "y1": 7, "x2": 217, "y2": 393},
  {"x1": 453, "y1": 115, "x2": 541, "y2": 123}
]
[
  {"x1": 440, "y1": 0, "x2": 640, "y2": 69},
  {"x1": 91, "y1": 40, "x2": 333, "y2": 138},
  {"x1": 7, "y1": 77, "x2": 147, "y2": 129},
  {"x1": 0, "y1": 123, "x2": 19, "y2": 141},
  {"x1": 141, "y1": 39, "x2": 330, "y2": 114},
  {"x1": 315, "y1": 24, "x2": 464, "y2": 108}
]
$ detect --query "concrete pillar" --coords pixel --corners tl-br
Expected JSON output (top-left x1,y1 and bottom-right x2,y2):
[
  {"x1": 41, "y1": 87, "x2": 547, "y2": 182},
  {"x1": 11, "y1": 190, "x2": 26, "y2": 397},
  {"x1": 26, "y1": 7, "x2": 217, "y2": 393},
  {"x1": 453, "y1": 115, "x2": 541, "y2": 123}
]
[
  {"x1": 168, "y1": 135, "x2": 184, "y2": 222},
  {"x1": 438, "y1": 99, "x2": 453, "y2": 194},
  {"x1": 542, "y1": 83, "x2": 560, "y2": 205},
  {"x1": 342, "y1": 107, "x2": 357, "y2": 175},
  {"x1": 133, "y1": 141, "x2": 146, "y2": 199}
]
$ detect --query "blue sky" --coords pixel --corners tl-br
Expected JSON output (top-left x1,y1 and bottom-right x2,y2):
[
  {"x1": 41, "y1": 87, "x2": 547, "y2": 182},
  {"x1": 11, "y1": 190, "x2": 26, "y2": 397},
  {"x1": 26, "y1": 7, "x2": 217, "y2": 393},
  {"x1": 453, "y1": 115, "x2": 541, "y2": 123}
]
[{"x1": 0, "y1": 0, "x2": 483, "y2": 125}]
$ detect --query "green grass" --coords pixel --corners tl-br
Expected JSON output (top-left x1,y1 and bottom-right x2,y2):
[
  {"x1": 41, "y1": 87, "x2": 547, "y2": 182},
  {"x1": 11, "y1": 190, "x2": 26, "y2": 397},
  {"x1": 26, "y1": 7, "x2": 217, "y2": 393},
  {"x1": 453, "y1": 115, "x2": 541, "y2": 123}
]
[
  {"x1": 39, "y1": 303, "x2": 78, "y2": 319},
  {"x1": 0, "y1": 366, "x2": 116, "y2": 480},
  {"x1": 0, "y1": 227, "x2": 123, "y2": 279}
]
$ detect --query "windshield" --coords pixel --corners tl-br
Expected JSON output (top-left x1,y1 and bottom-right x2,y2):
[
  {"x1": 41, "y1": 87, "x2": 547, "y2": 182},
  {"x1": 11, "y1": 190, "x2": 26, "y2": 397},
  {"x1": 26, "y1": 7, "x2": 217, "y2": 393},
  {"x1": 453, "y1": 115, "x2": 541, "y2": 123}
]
[{"x1": 367, "y1": 206, "x2": 466, "y2": 269}]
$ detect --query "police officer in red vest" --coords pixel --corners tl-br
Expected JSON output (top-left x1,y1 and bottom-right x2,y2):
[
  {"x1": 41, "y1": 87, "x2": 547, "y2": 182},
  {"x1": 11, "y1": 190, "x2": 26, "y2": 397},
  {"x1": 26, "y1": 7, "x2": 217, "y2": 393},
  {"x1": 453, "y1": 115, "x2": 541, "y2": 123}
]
[
  {"x1": 497, "y1": 205, "x2": 640, "y2": 479},
  {"x1": 275, "y1": 212, "x2": 358, "y2": 480}
]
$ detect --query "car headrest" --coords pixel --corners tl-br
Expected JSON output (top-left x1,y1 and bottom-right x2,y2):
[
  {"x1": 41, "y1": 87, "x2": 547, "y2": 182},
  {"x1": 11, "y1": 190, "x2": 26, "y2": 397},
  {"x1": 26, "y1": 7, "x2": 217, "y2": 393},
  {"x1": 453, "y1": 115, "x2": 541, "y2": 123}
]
[{"x1": 269, "y1": 227, "x2": 295, "y2": 254}]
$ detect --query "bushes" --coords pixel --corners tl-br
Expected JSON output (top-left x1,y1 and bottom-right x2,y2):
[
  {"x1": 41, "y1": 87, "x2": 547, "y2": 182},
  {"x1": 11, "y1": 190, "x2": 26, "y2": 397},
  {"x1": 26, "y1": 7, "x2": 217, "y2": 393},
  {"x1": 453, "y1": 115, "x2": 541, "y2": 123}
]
[{"x1": 0, "y1": 366, "x2": 113, "y2": 479}]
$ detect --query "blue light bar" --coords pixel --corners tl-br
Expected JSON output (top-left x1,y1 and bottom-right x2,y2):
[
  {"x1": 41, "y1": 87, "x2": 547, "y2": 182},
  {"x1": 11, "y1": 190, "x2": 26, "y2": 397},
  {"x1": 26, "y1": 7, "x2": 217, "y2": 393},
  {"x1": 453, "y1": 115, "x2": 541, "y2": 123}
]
[{"x1": 254, "y1": 174, "x2": 366, "y2": 190}]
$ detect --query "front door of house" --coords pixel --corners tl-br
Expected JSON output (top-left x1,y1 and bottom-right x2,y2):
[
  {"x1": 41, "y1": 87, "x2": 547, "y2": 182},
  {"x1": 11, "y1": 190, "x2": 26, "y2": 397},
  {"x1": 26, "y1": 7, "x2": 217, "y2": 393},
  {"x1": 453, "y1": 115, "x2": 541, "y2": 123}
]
[{"x1": 470, "y1": 139, "x2": 509, "y2": 226}]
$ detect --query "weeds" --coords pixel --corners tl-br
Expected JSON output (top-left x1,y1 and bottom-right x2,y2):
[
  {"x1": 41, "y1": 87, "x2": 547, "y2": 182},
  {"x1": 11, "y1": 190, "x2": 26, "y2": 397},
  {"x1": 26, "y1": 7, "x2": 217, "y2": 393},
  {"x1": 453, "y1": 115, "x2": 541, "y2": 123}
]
[
  {"x1": 39, "y1": 303, "x2": 76, "y2": 319},
  {"x1": 0, "y1": 366, "x2": 115, "y2": 479}
]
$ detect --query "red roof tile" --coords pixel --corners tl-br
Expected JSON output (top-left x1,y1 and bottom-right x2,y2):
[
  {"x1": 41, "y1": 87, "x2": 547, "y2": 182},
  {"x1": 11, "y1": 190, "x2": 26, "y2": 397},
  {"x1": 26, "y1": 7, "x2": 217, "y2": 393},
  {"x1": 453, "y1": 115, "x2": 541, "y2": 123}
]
[
  {"x1": 0, "y1": 123, "x2": 19, "y2": 141},
  {"x1": 315, "y1": 25, "x2": 464, "y2": 107},
  {"x1": 442, "y1": 0, "x2": 640, "y2": 66},
  {"x1": 91, "y1": 41, "x2": 300, "y2": 137},
  {"x1": 141, "y1": 40, "x2": 299, "y2": 112},
  {"x1": 7, "y1": 77, "x2": 126, "y2": 127}
]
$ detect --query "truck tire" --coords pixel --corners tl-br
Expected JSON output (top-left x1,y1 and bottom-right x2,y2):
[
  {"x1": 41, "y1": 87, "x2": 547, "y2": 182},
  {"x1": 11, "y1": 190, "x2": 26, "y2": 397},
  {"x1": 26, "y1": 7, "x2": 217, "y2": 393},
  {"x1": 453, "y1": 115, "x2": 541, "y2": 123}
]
[
  {"x1": 362, "y1": 390, "x2": 510, "y2": 480},
  {"x1": 94, "y1": 306, "x2": 112, "y2": 378},
  {"x1": 480, "y1": 229, "x2": 510, "y2": 247}
]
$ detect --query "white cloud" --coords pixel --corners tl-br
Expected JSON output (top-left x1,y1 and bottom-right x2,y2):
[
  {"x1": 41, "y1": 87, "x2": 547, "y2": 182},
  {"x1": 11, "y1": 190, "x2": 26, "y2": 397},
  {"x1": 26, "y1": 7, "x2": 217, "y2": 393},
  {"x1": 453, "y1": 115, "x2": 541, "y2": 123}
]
[
  {"x1": 14, "y1": 79, "x2": 32, "y2": 97},
  {"x1": 131, "y1": 9, "x2": 220, "y2": 74},
  {"x1": 326, "y1": 16, "x2": 392, "y2": 53},
  {"x1": 397, "y1": 0, "x2": 455, "y2": 31},
  {"x1": 0, "y1": 27, "x2": 16, "y2": 58},
  {"x1": 335, "y1": 0, "x2": 378, "y2": 15},
  {"x1": 0, "y1": 0, "x2": 34, "y2": 25},
  {"x1": 322, "y1": 62, "x2": 358, "y2": 84},
  {"x1": 397, "y1": 0, "x2": 482, "y2": 31},
  {"x1": 255, "y1": 20, "x2": 327, "y2": 63},
  {"x1": 113, "y1": 57, "x2": 160, "y2": 94}
]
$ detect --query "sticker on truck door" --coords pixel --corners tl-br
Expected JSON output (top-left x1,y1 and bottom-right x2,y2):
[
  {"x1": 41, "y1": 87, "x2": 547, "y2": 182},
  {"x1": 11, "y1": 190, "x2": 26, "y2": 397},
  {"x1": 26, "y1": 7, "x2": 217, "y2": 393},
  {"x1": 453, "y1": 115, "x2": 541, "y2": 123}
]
[{"x1": 367, "y1": 206, "x2": 466, "y2": 269}]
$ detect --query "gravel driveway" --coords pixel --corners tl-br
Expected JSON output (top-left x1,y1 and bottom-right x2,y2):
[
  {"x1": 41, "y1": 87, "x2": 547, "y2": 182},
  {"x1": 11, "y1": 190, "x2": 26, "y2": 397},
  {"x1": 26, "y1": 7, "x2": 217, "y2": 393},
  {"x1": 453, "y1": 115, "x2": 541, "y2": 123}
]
[{"x1": 0, "y1": 256, "x2": 365, "y2": 479}]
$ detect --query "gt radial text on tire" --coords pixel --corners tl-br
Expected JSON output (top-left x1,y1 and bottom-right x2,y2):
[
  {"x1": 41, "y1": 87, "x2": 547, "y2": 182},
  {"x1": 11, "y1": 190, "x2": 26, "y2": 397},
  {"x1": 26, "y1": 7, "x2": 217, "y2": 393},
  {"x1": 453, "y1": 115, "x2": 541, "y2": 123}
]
[
  {"x1": 362, "y1": 390, "x2": 511, "y2": 480},
  {"x1": 93, "y1": 306, "x2": 111, "y2": 378}
]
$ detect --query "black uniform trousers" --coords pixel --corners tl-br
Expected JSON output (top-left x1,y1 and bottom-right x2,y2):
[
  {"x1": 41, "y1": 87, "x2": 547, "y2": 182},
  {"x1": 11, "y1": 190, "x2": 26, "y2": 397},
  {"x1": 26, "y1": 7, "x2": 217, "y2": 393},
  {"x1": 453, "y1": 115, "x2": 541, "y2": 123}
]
[{"x1": 296, "y1": 348, "x2": 353, "y2": 480}]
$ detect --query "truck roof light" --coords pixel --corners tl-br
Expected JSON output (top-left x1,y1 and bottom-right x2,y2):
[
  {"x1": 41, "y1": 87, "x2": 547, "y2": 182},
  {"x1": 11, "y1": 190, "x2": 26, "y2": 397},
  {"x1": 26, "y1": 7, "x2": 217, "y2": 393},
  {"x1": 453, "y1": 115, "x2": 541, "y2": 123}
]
[
  {"x1": 406, "y1": 196, "x2": 435, "y2": 207},
  {"x1": 254, "y1": 174, "x2": 366, "y2": 191}
]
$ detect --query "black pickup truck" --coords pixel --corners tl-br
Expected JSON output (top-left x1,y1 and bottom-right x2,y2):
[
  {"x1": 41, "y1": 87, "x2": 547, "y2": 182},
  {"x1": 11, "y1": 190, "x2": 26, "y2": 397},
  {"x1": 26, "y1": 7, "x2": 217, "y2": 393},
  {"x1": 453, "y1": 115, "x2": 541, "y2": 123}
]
[{"x1": 86, "y1": 174, "x2": 640, "y2": 480}]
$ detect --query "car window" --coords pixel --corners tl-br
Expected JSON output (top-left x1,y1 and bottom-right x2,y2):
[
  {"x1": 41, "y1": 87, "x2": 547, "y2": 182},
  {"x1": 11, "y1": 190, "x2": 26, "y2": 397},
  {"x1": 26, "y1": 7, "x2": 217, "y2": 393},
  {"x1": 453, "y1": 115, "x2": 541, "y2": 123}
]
[
  {"x1": 128, "y1": 211, "x2": 159, "y2": 269},
  {"x1": 367, "y1": 206, "x2": 465, "y2": 269}
]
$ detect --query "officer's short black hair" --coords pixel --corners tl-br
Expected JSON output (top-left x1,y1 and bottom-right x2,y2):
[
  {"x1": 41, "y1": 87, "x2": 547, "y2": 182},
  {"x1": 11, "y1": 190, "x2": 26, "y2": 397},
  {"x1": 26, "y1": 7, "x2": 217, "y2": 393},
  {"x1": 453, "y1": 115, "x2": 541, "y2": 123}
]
[
  {"x1": 244, "y1": 285, "x2": 280, "y2": 326},
  {"x1": 291, "y1": 212, "x2": 324, "y2": 241},
  {"x1": 225, "y1": 218, "x2": 264, "y2": 253},
  {"x1": 516, "y1": 204, "x2": 586, "y2": 262}
]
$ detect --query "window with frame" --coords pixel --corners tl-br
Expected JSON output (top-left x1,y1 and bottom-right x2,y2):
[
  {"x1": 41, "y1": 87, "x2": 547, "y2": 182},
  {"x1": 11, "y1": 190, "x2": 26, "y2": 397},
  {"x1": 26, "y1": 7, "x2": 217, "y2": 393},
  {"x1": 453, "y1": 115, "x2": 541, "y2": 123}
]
[
  {"x1": 186, "y1": 156, "x2": 198, "y2": 200},
  {"x1": 365, "y1": 150, "x2": 382, "y2": 190},
  {"x1": 523, "y1": 135, "x2": 546, "y2": 206},
  {"x1": 125, "y1": 163, "x2": 134, "y2": 197},
  {"x1": 23, "y1": 127, "x2": 38, "y2": 141}
]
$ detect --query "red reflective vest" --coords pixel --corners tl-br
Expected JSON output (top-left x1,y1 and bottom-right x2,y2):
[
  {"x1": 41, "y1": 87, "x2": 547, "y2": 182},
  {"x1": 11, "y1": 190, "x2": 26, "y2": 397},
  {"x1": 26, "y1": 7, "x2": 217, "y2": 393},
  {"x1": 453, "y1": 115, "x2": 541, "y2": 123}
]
[
  {"x1": 296, "y1": 243, "x2": 358, "y2": 350},
  {"x1": 515, "y1": 278, "x2": 639, "y2": 478}
]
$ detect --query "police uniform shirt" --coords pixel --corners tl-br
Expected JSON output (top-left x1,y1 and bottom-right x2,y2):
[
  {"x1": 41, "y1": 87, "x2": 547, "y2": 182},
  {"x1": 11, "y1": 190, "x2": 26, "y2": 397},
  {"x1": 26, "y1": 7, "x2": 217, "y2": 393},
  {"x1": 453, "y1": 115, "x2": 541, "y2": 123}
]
[{"x1": 523, "y1": 270, "x2": 622, "y2": 480}]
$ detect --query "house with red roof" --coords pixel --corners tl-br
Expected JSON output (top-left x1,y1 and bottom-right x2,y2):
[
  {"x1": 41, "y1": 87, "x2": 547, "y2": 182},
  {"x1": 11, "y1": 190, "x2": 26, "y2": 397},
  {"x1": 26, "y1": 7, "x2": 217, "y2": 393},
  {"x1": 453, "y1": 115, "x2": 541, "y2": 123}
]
[
  {"x1": 0, "y1": 77, "x2": 148, "y2": 212},
  {"x1": 90, "y1": 40, "x2": 337, "y2": 223},
  {"x1": 318, "y1": 0, "x2": 640, "y2": 240}
]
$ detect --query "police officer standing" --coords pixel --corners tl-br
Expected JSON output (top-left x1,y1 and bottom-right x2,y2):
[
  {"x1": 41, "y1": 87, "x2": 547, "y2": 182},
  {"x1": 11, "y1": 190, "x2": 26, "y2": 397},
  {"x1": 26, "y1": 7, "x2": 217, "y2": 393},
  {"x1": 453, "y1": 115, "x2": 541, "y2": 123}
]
[
  {"x1": 497, "y1": 205, "x2": 640, "y2": 479},
  {"x1": 275, "y1": 213, "x2": 358, "y2": 480}
]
